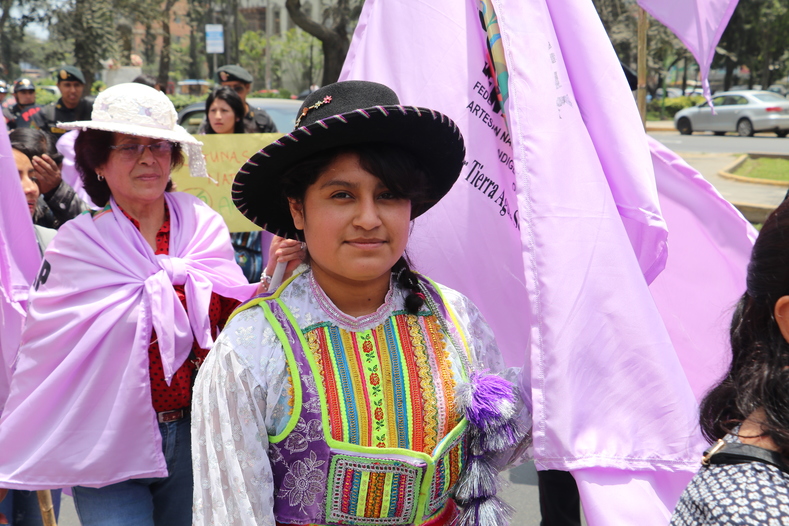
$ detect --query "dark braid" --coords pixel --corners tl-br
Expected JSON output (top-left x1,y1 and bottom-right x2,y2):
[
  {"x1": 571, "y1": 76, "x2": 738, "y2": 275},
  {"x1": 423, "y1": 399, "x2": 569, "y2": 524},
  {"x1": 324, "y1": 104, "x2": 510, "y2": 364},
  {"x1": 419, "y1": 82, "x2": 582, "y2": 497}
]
[{"x1": 392, "y1": 257, "x2": 425, "y2": 314}]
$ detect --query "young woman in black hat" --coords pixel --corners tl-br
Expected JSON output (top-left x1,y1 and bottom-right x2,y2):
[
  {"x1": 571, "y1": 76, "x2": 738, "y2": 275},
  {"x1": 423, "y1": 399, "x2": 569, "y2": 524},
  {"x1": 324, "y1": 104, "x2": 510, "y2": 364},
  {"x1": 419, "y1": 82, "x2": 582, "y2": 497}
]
[{"x1": 191, "y1": 80, "x2": 530, "y2": 526}]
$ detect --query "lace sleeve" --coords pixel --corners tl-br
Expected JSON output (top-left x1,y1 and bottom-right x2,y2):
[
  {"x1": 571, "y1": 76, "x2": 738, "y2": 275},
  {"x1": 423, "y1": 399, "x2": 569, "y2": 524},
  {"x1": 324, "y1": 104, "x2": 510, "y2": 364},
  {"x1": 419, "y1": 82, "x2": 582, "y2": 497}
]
[{"x1": 192, "y1": 324, "x2": 277, "y2": 526}]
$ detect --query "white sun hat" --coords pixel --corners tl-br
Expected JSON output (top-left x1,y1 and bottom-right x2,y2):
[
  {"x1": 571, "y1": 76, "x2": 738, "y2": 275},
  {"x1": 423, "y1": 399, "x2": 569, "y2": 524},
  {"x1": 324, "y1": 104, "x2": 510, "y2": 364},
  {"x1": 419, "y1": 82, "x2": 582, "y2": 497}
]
[{"x1": 58, "y1": 82, "x2": 207, "y2": 177}]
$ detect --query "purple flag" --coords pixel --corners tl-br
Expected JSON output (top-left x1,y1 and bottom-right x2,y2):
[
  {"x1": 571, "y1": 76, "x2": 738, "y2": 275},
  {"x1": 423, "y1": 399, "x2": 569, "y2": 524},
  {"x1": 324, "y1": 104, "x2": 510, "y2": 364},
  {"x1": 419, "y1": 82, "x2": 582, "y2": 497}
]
[
  {"x1": 342, "y1": 0, "x2": 712, "y2": 521},
  {"x1": 0, "y1": 125, "x2": 41, "y2": 413},
  {"x1": 343, "y1": 0, "x2": 755, "y2": 520},
  {"x1": 638, "y1": 0, "x2": 738, "y2": 100}
]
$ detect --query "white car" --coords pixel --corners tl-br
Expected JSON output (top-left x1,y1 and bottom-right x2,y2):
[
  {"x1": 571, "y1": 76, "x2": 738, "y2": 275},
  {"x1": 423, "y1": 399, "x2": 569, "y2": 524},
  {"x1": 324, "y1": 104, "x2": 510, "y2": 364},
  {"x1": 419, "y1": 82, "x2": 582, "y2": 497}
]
[{"x1": 674, "y1": 90, "x2": 789, "y2": 137}]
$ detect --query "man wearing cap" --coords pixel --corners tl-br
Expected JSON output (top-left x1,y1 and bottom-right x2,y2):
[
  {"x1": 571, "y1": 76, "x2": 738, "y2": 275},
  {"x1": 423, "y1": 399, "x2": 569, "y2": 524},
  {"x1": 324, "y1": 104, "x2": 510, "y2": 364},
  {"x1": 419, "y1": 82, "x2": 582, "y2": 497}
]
[
  {"x1": 34, "y1": 66, "x2": 93, "y2": 142},
  {"x1": 6, "y1": 78, "x2": 43, "y2": 130},
  {"x1": 198, "y1": 64, "x2": 277, "y2": 133},
  {"x1": 1, "y1": 81, "x2": 11, "y2": 129}
]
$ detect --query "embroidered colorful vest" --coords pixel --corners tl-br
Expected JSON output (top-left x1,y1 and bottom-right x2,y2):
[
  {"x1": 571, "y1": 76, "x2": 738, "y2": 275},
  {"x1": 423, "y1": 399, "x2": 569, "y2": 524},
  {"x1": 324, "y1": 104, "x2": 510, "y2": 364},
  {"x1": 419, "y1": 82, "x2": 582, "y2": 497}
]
[{"x1": 238, "y1": 276, "x2": 471, "y2": 525}]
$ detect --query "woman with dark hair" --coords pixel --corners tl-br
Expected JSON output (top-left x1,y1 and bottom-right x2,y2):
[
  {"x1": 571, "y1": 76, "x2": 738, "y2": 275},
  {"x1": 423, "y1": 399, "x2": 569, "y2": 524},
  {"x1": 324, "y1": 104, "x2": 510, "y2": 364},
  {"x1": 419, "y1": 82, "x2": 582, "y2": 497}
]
[
  {"x1": 671, "y1": 200, "x2": 789, "y2": 524},
  {"x1": 192, "y1": 81, "x2": 530, "y2": 526},
  {"x1": 0, "y1": 83, "x2": 259, "y2": 526},
  {"x1": 201, "y1": 85, "x2": 302, "y2": 285},
  {"x1": 204, "y1": 86, "x2": 245, "y2": 135},
  {"x1": 10, "y1": 127, "x2": 88, "y2": 229}
]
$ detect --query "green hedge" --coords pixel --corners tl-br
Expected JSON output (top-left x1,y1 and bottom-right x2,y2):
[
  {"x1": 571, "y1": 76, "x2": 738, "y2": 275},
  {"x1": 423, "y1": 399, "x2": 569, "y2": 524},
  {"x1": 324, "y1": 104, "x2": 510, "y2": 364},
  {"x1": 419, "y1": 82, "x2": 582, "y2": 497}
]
[{"x1": 648, "y1": 96, "x2": 705, "y2": 118}]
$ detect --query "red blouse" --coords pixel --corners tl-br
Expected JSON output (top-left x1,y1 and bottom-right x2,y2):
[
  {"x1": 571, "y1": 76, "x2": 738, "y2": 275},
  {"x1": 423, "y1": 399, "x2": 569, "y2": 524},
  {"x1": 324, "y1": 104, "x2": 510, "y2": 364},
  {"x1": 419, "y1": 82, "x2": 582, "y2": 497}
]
[{"x1": 123, "y1": 206, "x2": 240, "y2": 412}]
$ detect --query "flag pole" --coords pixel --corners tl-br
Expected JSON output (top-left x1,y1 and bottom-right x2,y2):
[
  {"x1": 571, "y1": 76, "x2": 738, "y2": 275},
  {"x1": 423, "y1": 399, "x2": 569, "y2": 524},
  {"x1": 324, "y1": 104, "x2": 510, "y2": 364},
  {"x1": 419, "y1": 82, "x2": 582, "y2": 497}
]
[
  {"x1": 36, "y1": 490, "x2": 57, "y2": 526},
  {"x1": 637, "y1": 7, "x2": 648, "y2": 129}
]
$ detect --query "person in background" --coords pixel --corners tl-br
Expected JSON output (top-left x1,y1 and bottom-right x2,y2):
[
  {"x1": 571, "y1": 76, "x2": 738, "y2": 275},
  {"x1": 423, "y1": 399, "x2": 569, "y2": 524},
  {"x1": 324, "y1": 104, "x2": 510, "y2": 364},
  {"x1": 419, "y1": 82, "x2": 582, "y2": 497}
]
[
  {"x1": 0, "y1": 129, "x2": 61, "y2": 526},
  {"x1": 200, "y1": 85, "x2": 301, "y2": 283},
  {"x1": 0, "y1": 83, "x2": 260, "y2": 526},
  {"x1": 1, "y1": 80, "x2": 11, "y2": 128},
  {"x1": 204, "y1": 86, "x2": 245, "y2": 135},
  {"x1": 34, "y1": 66, "x2": 93, "y2": 143},
  {"x1": 10, "y1": 128, "x2": 89, "y2": 229},
  {"x1": 198, "y1": 64, "x2": 276, "y2": 134},
  {"x1": 133, "y1": 74, "x2": 166, "y2": 94},
  {"x1": 6, "y1": 79, "x2": 42, "y2": 130},
  {"x1": 671, "y1": 199, "x2": 789, "y2": 524}
]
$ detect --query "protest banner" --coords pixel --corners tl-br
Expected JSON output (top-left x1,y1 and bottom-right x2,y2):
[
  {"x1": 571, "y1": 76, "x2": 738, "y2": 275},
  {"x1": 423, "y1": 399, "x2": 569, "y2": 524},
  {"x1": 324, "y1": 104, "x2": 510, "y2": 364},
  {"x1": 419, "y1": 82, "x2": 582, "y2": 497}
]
[{"x1": 171, "y1": 133, "x2": 280, "y2": 232}]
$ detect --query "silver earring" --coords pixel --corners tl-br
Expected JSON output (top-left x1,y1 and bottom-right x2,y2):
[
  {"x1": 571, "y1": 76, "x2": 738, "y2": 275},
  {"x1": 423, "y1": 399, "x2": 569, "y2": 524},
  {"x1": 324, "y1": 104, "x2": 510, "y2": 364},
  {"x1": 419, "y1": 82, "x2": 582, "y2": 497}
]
[{"x1": 97, "y1": 173, "x2": 104, "y2": 182}]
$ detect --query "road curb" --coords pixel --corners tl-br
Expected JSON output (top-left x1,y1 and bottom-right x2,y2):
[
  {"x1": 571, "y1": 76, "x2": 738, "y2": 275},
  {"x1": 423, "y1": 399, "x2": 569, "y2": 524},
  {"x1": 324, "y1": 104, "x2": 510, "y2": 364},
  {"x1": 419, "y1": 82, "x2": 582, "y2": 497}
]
[{"x1": 719, "y1": 153, "x2": 789, "y2": 187}]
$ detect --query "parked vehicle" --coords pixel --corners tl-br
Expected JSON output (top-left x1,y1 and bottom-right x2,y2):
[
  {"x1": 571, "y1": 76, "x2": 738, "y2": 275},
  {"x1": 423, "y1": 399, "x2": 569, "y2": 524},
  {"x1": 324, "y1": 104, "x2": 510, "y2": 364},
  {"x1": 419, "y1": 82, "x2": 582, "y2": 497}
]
[
  {"x1": 178, "y1": 98, "x2": 303, "y2": 134},
  {"x1": 674, "y1": 90, "x2": 789, "y2": 137}
]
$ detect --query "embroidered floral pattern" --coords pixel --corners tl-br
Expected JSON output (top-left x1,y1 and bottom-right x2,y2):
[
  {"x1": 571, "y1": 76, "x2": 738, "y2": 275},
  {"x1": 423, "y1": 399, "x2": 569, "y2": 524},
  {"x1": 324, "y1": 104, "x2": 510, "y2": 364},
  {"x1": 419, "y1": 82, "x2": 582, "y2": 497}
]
[{"x1": 278, "y1": 451, "x2": 326, "y2": 511}]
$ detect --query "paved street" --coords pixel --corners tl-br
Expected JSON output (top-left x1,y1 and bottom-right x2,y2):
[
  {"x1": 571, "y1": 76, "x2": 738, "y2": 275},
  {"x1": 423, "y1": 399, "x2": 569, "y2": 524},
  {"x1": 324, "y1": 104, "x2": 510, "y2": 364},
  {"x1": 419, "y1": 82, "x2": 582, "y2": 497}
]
[{"x1": 53, "y1": 125, "x2": 776, "y2": 526}]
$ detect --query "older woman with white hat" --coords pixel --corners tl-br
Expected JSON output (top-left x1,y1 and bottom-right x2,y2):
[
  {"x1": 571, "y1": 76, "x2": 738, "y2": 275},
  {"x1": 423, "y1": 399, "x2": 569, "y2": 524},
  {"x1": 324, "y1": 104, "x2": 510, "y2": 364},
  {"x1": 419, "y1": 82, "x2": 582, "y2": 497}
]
[{"x1": 0, "y1": 83, "x2": 259, "y2": 526}]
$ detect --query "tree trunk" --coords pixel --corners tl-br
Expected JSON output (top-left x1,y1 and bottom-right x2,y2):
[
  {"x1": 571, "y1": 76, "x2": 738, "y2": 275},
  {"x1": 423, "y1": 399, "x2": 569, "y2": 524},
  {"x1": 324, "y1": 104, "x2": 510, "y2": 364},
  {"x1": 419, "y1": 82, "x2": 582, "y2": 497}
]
[
  {"x1": 724, "y1": 57, "x2": 735, "y2": 91},
  {"x1": 0, "y1": 0, "x2": 12, "y2": 76},
  {"x1": 189, "y1": 24, "x2": 200, "y2": 79},
  {"x1": 158, "y1": 0, "x2": 177, "y2": 90},
  {"x1": 681, "y1": 57, "x2": 687, "y2": 95},
  {"x1": 285, "y1": 0, "x2": 351, "y2": 86}
]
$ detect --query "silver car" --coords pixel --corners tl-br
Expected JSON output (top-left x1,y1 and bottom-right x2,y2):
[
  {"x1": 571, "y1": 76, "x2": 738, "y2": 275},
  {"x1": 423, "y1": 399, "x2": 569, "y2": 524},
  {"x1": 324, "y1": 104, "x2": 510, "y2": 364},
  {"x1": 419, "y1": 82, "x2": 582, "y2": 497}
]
[{"x1": 674, "y1": 90, "x2": 789, "y2": 137}]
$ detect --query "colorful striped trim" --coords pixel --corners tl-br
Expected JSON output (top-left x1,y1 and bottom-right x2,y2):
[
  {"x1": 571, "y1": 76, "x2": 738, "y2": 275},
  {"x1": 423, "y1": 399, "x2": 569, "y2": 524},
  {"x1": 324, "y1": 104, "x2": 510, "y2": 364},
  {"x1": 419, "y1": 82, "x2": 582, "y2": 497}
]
[
  {"x1": 300, "y1": 126, "x2": 312, "y2": 135},
  {"x1": 317, "y1": 119, "x2": 329, "y2": 129},
  {"x1": 376, "y1": 106, "x2": 389, "y2": 116},
  {"x1": 285, "y1": 133, "x2": 298, "y2": 142},
  {"x1": 335, "y1": 114, "x2": 349, "y2": 123},
  {"x1": 326, "y1": 455, "x2": 422, "y2": 525},
  {"x1": 246, "y1": 159, "x2": 259, "y2": 166},
  {"x1": 355, "y1": 108, "x2": 371, "y2": 118}
]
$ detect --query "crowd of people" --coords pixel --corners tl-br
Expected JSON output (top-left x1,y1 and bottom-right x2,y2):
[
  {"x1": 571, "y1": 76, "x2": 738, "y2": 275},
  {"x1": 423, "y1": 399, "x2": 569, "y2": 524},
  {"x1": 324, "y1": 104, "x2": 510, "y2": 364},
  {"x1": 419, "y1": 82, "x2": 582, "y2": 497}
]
[{"x1": 0, "y1": 62, "x2": 788, "y2": 526}]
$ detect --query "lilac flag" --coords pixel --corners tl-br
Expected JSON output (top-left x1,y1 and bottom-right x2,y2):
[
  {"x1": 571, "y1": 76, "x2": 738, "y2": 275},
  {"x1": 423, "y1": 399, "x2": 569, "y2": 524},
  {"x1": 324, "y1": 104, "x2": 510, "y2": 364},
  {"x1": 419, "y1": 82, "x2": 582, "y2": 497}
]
[
  {"x1": 573, "y1": 137, "x2": 755, "y2": 523},
  {"x1": 343, "y1": 0, "x2": 711, "y2": 522},
  {"x1": 638, "y1": 0, "x2": 738, "y2": 101},
  {"x1": 0, "y1": 125, "x2": 41, "y2": 413}
]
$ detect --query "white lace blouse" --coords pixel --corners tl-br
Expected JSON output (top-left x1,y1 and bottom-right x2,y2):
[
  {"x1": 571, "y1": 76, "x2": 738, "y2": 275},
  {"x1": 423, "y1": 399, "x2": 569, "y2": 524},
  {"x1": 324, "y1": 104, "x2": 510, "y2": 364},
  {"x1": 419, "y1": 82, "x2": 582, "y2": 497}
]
[{"x1": 191, "y1": 270, "x2": 522, "y2": 526}]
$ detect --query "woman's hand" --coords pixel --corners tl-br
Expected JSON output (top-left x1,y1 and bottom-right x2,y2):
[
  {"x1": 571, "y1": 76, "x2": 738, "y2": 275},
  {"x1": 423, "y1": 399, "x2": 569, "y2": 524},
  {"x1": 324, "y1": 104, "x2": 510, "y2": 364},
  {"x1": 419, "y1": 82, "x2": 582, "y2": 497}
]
[
  {"x1": 31, "y1": 154, "x2": 62, "y2": 195},
  {"x1": 261, "y1": 236, "x2": 306, "y2": 290}
]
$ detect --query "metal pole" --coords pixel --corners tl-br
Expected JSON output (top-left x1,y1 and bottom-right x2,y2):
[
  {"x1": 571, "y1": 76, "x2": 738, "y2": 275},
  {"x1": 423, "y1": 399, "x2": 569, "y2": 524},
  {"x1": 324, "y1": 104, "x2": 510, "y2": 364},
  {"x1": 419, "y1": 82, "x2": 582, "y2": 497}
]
[
  {"x1": 265, "y1": 0, "x2": 272, "y2": 90},
  {"x1": 637, "y1": 7, "x2": 648, "y2": 129}
]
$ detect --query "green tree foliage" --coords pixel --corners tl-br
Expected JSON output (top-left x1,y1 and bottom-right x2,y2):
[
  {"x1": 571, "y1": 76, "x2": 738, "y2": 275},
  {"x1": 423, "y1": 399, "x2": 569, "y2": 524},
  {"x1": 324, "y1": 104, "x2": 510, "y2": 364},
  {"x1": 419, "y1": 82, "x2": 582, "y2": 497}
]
[
  {"x1": 240, "y1": 28, "x2": 322, "y2": 92},
  {"x1": 715, "y1": 0, "x2": 789, "y2": 89},
  {"x1": 285, "y1": 0, "x2": 363, "y2": 86},
  {"x1": 0, "y1": 0, "x2": 53, "y2": 77},
  {"x1": 71, "y1": 0, "x2": 118, "y2": 87}
]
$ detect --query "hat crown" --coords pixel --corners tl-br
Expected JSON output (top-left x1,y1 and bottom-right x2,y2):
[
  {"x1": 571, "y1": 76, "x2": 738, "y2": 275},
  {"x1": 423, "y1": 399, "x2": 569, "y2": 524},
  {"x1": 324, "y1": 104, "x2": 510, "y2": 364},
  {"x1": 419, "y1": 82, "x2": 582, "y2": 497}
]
[
  {"x1": 295, "y1": 81, "x2": 400, "y2": 130},
  {"x1": 92, "y1": 83, "x2": 177, "y2": 131}
]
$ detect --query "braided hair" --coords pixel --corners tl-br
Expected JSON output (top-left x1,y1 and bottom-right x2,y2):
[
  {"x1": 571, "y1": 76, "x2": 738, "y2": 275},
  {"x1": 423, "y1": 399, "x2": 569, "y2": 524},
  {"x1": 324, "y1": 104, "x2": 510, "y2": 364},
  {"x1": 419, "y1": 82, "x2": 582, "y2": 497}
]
[{"x1": 392, "y1": 257, "x2": 425, "y2": 314}]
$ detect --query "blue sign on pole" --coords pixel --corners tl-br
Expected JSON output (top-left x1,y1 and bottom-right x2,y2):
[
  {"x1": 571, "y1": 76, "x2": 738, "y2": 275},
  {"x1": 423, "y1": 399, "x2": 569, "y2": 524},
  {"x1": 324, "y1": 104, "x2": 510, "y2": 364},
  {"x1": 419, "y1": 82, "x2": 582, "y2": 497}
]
[{"x1": 205, "y1": 24, "x2": 224, "y2": 54}]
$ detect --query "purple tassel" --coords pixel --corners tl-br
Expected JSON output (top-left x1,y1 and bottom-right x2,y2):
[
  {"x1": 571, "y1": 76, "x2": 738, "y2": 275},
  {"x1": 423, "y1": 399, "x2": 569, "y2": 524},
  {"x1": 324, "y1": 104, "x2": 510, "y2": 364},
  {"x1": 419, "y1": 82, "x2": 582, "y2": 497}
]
[{"x1": 459, "y1": 371, "x2": 516, "y2": 429}]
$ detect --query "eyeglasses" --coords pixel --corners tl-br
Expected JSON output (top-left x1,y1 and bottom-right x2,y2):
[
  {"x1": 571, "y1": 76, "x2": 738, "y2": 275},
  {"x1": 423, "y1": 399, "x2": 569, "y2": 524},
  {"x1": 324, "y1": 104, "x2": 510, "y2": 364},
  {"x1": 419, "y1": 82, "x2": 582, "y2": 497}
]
[{"x1": 109, "y1": 142, "x2": 174, "y2": 160}]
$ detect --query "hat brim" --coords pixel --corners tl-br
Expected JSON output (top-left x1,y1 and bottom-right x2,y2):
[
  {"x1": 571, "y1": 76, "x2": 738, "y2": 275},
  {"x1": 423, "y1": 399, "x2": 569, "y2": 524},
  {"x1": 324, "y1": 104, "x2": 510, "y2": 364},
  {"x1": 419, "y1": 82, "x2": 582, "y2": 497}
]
[
  {"x1": 233, "y1": 105, "x2": 465, "y2": 239},
  {"x1": 58, "y1": 120, "x2": 202, "y2": 147}
]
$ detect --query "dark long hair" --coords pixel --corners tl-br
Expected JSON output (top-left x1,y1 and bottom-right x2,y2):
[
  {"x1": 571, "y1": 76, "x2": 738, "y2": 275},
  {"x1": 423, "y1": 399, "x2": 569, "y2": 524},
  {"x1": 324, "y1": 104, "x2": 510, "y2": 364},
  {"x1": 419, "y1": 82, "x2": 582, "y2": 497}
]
[
  {"x1": 281, "y1": 143, "x2": 432, "y2": 314},
  {"x1": 204, "y1": 86, "x2": 245, "y2": 134},
  {"x1": 74, "y1": 129, "x2": 184, "y2": 207},
  {"x1": 700, "y1": 199, "x2": 789, "y2": 455},
  {"x1": 9, "y1": 128, "x2": 53, "y2": 160}
]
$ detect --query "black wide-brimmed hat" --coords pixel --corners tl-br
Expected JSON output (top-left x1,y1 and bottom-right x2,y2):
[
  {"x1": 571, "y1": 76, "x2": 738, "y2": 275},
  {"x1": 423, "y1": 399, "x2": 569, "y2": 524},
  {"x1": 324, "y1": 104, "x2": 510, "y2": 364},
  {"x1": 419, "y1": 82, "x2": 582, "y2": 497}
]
[{"x1": 232, "y1": 80, "x2": 466, "y2": 239}]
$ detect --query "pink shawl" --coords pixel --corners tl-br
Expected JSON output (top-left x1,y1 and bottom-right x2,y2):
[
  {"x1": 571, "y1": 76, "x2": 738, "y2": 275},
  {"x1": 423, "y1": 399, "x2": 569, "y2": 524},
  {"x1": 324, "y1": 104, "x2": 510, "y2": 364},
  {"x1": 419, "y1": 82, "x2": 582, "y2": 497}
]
[
  {"x1": 0, "y1": 126, "x2": 41, "y2": 415},
  {"x1": 0, "y1": 191, "x2": 257, "y2": 489}
]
